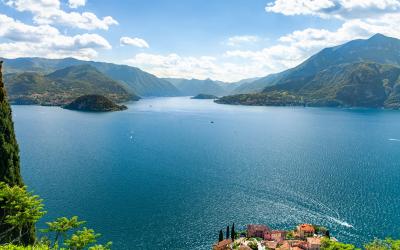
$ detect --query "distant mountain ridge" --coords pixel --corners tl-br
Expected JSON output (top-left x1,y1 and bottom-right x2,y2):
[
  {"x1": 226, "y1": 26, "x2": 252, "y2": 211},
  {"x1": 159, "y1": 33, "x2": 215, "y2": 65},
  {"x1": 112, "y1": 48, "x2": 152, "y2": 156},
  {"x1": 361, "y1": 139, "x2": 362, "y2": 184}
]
[
  {"x1": 5, "y1": 64, "x2": 138, "y2": 105},
  {"x1": 163, "y1": 77, "x2": 254, "y2": 96},
  {"x1": 164, "y1": 78, "x2": 227, "y2": 96},
  {"x1": 217, "y1": 34, "x2": 400, "y2": 109},
  {"x1": 1, "y1": 57, "x2": 180, "y2": 97}
]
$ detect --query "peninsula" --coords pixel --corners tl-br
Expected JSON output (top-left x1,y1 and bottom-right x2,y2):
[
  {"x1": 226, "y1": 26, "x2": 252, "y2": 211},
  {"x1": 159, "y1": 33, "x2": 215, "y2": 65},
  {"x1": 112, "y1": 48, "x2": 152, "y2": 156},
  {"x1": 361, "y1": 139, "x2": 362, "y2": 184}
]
[{"x1": 63, "y1": 94, "x2": 128, "y2": 112}]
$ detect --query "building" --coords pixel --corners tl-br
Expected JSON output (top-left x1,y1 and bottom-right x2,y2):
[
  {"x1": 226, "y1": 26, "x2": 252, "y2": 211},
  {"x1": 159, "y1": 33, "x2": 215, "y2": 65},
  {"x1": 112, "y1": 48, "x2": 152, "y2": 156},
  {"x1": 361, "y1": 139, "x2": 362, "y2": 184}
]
[
  {"x1": 247, "y1": 224, "x2": 272, "y2": 240},
  {"x1": 297, "y1": 224, "x2": 315, "y2": 238},
  {"x1": 239, "y1": 245, "x2": 252, "y2": 250},
  {"x1": 212, "y1": 239, "x2": 232, "y2": 250},
  {"x1": 271, "y1": 230, "x2": 287, "y2": 242},
  {"x1": 264, "y1": 240, "x2": 278, "y2": 249},
  {"x1": 307, "y1": 237, "x2": 322, "y2": 250}
]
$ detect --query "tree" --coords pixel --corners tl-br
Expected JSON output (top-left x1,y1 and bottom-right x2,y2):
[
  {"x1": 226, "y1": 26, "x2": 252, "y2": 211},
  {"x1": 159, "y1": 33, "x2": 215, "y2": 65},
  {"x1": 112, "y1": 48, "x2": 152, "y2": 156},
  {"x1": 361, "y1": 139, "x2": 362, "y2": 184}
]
[
  {"x1": 88, "y1": 242, "x2": 112, "y2": 250},
  {"x1": 226, "y1": 226, "x2": 230, "y2": 239},
  {"x1": 321, "y1": 237, "x2": 359, "y2": 250},
  {"x1": 0, "y1": 182, "x2": 45, "y2": 245},
  {"x1": 219, "y1": 230, "x2": 223, "y2": 242},
  {"x1": 0, "y1": 61, "x2": 23, "y2": 187},
  {"x1": 325, "y1": 230, "x2": 330, "y2": 238},
  {"x1": 41, "y1": 216, "x2": 86, "y2": 247},
  {"x1": 231, "y1": 223, "x2": 235, "y2": 241},
  {"x1": 0, "y1": 61, "x2": 34, "y2": 245},
  {"x1": 64, "y1": 227, "x2": 101, "y2": 250},
  {"x1": 365, "y1": 238, "x2": 400, "y2": 250}
]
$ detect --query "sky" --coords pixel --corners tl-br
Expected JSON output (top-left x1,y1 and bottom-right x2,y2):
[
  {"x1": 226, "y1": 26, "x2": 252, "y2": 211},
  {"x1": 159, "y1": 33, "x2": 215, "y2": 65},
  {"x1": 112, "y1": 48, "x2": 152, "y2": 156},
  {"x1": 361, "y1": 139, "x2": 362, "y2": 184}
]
[{"x1": 1, "y1": 0, "x2": 400, "y2": 82}]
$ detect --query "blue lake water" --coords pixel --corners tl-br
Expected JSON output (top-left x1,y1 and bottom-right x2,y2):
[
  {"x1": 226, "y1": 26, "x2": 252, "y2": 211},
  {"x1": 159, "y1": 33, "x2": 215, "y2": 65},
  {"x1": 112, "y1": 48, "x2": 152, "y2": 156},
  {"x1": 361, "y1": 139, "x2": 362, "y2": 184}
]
[{"x1": 11, "y1": 97, "x2": 400, "y2": 249}]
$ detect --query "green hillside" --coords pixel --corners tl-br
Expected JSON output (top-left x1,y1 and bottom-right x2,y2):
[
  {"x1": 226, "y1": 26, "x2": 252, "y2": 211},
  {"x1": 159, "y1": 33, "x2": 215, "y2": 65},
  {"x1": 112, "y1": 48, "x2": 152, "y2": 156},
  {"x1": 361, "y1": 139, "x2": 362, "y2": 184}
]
[
  {"x1": 0, "y1": 57, "x2": 180, "y2": 97},
  {"x1": 4, "y1": 65, "x2": 138, "y2": 106},
  {"x1": 217, "y1": 34, "x2": 400, "y2": 109}
]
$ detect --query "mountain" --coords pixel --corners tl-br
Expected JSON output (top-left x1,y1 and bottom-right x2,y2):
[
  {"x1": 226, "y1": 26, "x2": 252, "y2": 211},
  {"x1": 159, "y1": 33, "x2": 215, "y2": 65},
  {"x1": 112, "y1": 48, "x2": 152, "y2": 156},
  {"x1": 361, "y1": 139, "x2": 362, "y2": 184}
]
[
  {"x1": 217, "y1": 34, "x2": 400, "y2": 109},
  {"x1": 1, "y1": 57, "x2": 180, "y2": 97},
  {"x1": 231, "y1": 76, "x2": 277, "y2": 94},
  {"x1": 164, "y1": 78, "x2": 246, "y2": 96},
  {"x1": 164, "y1": 78, "x2": 226, "y2": 96},
  {"x1": 5, "y1": 65, "x2": 138, "y2": 105},
  {"x1": 64, "y1": 94, "x2": 127, "y2": 112}
]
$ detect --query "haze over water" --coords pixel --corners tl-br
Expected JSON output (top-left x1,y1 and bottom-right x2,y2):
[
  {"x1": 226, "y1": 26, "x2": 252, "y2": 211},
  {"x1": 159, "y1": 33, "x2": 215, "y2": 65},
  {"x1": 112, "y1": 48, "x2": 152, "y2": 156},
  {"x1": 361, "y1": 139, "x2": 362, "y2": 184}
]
[{"x1": 12, "y1": 97, "x2": 400, "y2": 249}]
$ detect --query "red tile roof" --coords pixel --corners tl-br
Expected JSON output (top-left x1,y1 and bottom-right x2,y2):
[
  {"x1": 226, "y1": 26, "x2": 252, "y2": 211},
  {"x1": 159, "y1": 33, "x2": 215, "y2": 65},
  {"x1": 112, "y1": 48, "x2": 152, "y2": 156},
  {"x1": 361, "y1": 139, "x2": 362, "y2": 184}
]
[{"x1": 298, "y1": 224, "x2": 315, "y2": 233}]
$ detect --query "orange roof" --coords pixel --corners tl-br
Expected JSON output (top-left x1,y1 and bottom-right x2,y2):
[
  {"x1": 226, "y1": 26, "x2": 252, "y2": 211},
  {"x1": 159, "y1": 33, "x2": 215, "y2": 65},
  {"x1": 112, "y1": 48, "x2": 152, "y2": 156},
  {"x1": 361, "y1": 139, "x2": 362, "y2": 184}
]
[
  {"x1": 214, "y1": 239, "x2": 232, "y2": 248},
  {"x1": 298, "y1": 224, "x2": 315, "y2": 233}
]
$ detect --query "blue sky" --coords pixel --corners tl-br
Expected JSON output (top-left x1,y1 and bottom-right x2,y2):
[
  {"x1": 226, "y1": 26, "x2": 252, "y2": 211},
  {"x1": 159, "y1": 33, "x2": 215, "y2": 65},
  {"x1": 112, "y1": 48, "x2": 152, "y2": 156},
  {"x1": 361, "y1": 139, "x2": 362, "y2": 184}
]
[{"x1": 0, "y1": 0, "x2": 400, "y2": 81}]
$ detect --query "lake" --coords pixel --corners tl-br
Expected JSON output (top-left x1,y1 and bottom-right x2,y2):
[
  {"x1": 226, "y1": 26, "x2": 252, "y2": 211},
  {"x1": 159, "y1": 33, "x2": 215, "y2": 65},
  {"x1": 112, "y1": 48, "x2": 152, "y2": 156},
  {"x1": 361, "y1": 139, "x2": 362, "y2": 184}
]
[{"x1": 12, "y1": 97, "x2": 400, "y2": 249}]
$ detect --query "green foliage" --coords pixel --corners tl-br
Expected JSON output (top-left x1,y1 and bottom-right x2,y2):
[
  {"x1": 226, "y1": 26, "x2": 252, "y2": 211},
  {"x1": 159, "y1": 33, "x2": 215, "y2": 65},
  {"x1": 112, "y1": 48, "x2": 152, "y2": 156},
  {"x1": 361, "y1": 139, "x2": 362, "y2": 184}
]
[
  {"x1": 218, "y1": 35, "x2": 400, "y2": 109},
  {"x1": 191, "y1": 94, "x2": 219, "y2": 99},
  {"x1": 247, "y1": 239, "x2": 259, "y2": 250},
  {"x1": 286, "y1": 231, "x2": 294, "y2": 240},
  {"x1": 64, "y1": 227, "x2": 100, "y2": 250},
  {"x1": 63, "y1": 95, "x2": 127, "y2": 112},
  {"x1": 231, "y1": 223, "x2": 235, "y2": 241},
  {"x1": 0, "y1": 244, "x2": 50, "y2": 250},
  {"x1": 0, "y1": 182, "x2": 44, "y2": 245},
  {"x1": 41, "y1": 216, "x2": 86, "y2": 247},
  {"x1": 218, "y1": 230, "x2": 223, "y2": 242},
  {"x1": 0, "y1": 61, "x2": 34, "y2": 245},
  {"x1": 0, "y1": 182, "x2": 110, "y2": 249},
  {"x1": 88, "y1": 242, "x2": 112, "y2": 250},
  {"x1": 365, "y1": 238, "x2": 400, "y2": 250},
  {"x1": 5, "y1": 65, "x2": 137, "y2": 106},
  {"x1": 0, "y1": 182, "x2": 46, "y2": 227},
  {"x1": 321, "y1": 237, "x2": 359, "y2": 250},
  {"x1": 0, "y1": 61, "x2": 23, "y2": 187}
]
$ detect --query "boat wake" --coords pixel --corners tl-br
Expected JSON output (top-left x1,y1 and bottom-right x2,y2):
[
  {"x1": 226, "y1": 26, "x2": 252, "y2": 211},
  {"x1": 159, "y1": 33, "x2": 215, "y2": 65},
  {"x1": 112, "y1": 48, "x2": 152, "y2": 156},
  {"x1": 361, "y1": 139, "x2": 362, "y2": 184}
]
[
  {"x1": 388, "y1": 138, "x2": 400, "y2": 142},
  {"x1": 327, "y1": 216, "x2": 354, "y2": 228}
]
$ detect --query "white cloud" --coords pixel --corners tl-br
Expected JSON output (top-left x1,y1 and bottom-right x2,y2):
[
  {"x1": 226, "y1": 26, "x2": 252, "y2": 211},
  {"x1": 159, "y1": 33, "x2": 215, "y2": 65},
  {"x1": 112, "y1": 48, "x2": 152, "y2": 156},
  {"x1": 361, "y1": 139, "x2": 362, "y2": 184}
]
[
  {"x1": 4, "y1": 0, "x2": 118, "y2": 30},
  {"x1": 68, "y1": 0, "x2": 85, "y2": 8},
  {"x1": 266, "y1": 0, "x2": 335, "y2": 17},
  {"x1": 226, "y1": 35, "x2": 259, "y2": 46},
  {"x1": 126, "y1": 7, "x2": 400, "y2": 82},
  {"x1": 265, "y1": 0, "x2": 400, "y2": 19},
  {"x1": 120, "y1": 37, "x2": 149, "y2": 48},
  {"x1": 125, "y1": 53, "x2": 274, "y2": 82},
  {"x1": 0, "y1": 14, "x2": 111, "y2": 60}
]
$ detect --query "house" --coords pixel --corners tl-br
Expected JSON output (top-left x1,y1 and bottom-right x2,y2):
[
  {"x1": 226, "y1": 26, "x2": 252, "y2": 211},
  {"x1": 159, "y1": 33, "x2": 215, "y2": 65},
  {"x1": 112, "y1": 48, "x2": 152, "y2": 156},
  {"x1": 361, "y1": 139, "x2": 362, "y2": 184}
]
[
  {"x1": 247, "y1": 224, "x2": 272, "y2": 240},
  {"x1": 264, "y1": 240, "x2": 278, "y2": 249},
  {"x1": 239, "y1": 245, "x2": 252, "y2": 250},
  {"x1": 307, "y1": 237, "x2": 322, "y2": 250},
  {"x1": 278, "y1": 240, "x2": 308, "y2": 250},
  {"x1": 212, "y1": 239, "x2": 232, "y2": 250},
  {"x1": 297, "y1": 224, "x2": 315, "y2": 238},
  {"x1": 271, "y1": 230, "x2": 287, "y2": 242}
]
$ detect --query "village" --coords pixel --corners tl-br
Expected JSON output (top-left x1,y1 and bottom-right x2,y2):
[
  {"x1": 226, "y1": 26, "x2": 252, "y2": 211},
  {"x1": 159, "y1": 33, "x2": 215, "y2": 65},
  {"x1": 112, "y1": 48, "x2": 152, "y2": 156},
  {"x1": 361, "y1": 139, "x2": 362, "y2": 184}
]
[{"x1": 213, "y1": 223, "x2": 334, "y2": 250}]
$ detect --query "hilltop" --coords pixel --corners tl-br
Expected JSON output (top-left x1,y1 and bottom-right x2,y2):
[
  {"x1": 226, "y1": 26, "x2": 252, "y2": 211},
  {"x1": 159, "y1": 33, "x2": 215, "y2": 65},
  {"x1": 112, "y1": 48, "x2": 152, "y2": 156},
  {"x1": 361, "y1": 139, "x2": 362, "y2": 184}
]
[
  {"x1": 1, "y1": 57, "x2": 181, "y2": 97},
  {"x1": 64, "y1": 94, "x2": 127, "y2": 112},
  {"x1": 4, "y1": 64, "x2": 139, "y2": 106},
  {"x1": 217, "y1": 34, "x2": 400, "y2": 109}
]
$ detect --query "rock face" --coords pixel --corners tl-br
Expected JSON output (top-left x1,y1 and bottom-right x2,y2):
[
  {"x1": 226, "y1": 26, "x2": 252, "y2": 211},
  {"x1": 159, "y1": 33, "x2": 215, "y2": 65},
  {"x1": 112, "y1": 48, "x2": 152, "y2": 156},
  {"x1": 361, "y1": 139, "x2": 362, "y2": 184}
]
[
  {"x1": 191, "y1": 93, "x2": 218, "y2": 99},
  {"x1": 0, "y1": 61, "x2": 35, "y2": 244},
  {"x1": 64, "y1": 94, "x2": 128, "y2": 112}
]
